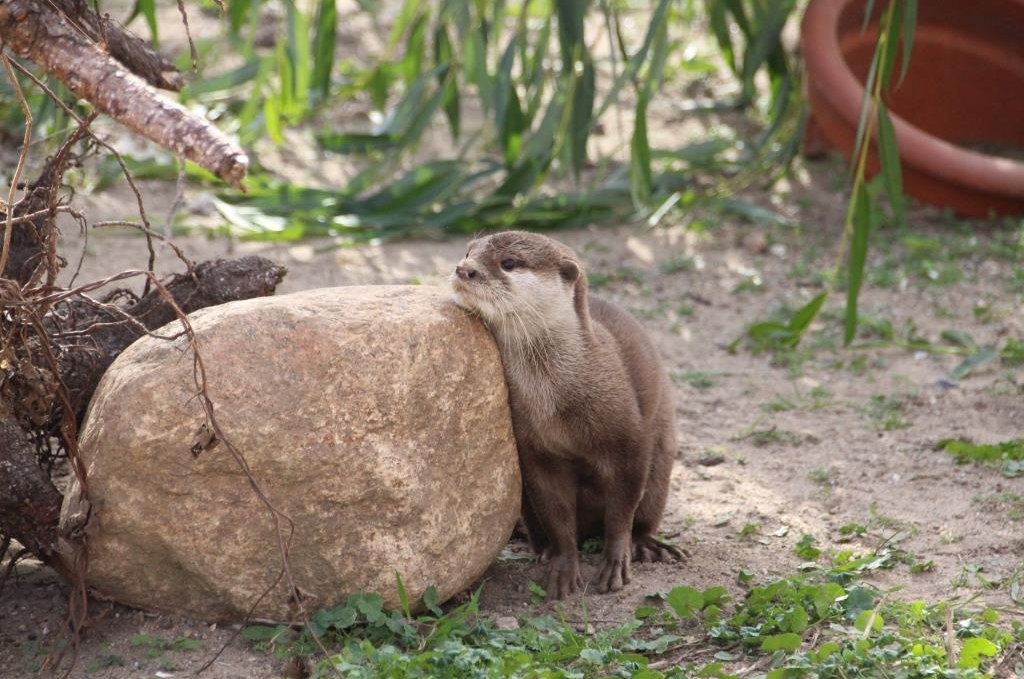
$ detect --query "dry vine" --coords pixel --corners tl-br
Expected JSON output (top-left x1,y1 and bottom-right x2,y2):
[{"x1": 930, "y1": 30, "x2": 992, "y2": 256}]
[{"x1": 0, "y1": 2, "x2": 339, "y2": 676}]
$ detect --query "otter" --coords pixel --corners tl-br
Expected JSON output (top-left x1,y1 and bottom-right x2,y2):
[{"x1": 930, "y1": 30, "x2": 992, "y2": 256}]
[{"x1": 450, "y1": 230, "x2": 682, "y2": 599}]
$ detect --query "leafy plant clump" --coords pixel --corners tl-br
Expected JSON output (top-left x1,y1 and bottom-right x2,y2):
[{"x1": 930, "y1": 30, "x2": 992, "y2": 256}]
[
  {"x1": 940, "y1": 438, "x2": 1024, "y2": 478},
  {"x1": 244, "y1": 553, "x2": 1019, "y2": 678}
]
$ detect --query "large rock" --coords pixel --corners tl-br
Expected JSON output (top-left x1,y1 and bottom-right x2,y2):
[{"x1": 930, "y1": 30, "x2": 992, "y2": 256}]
[{"x1": 60, "y1": 286, "x2": 520, "y2": 622}]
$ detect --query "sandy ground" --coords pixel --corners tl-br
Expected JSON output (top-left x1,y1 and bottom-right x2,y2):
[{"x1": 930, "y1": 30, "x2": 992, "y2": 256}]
[{"x1": 2, "y1": 158, "x2": 1022, "y2": 677}]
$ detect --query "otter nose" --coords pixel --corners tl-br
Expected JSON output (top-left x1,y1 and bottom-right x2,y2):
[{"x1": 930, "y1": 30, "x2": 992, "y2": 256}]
[{"x1": 455, "y1": 264, "x2": 478, "y2": 280}]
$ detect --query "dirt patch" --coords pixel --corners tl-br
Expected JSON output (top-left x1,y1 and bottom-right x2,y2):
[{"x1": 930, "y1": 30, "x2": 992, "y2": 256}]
[{"x1": 2, "y1": 155, "x2": 1022, "y2": 677}]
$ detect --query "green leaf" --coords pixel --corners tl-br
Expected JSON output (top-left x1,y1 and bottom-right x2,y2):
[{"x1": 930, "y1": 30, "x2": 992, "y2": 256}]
[
  {"x1": 228, "y1": 0, "x2": 256, "y2": 33},
  {"x1": 876, "y1": 104, "x2": 904, "y2": 227},
  {"x1": 466, "y1": 30, "x2": 494, "y2": 113},
  {"x1": 900, "y1": 0, "x2": 918, "y2": 84},
  {"x1": 789, "y1": 292, "x2": 828, "y2": 335},
  {"x1": 951, "y1": 347, "x2": 998, "y2": 380},
  {"x1": 433, "y1": 24, "x2": 460, "y2": 138},
  {"x1": 794, "y1": 534, "x2": 821, "y2": 560},
  {"x1": 629, "y1": 95, "x2": 652, "y2": 207},
  {"x1": 400, "y1": 14, "x2": 427, "y2": 86},
  {"x1": 554, "y1": 0, "x2": 589, "y2": 72},
  {"x1": 568, "y1": 58, "x2": 596, "y2": 178},
  {"x1": 311, "y1": 0, "x2": 337, "y2": 99},
  {"x1": 127, "y1": 0, "x2": 159, "y2": 48},
  {"x1": 852, "y1": 48, "x2": 880, "y2": 169},
  {"x1": 395, "y1": 572, "x2": 411, "y2": 619},
  {"x1": 702, "y1": 586, "x2": 730, "y2": 607},
  {"x1": 181, "y1": 60, "x2": 261, "y2": 100},
  {"x1": 387, "y1": 0, "x2": 419, "y2": 48},
  {"x1": 761, "y1": 632, "x2": 801, "y2": 652},
  {"x1": 854, "y1": 609, "x2": 884, "y2": 634},
  {"x1": 423, "y1": 585, "x2": 443, "y2": 617},
  {"x1": 878, "y1": 1, "x2": 902, "y2": 91},
  {"x1": 241, "y1": 625, "x2": 283, "y2": 642},
  {"x1": 844, "y1": 184, "x2": 871, "y2": 345},
  {"x1": 666, "y1": 586, "x2": 703, "y2": 619},
  {"x1": 957, "y1": 637, "x2": 998, "y2": 669}
]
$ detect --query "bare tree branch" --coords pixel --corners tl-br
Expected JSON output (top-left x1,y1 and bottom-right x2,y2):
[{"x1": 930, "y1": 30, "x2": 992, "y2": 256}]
[
  {"x1": 50, "y1": 0, "x2": 185, "y2": 91},
  {"x1": 0, "y1": 0, "x2": 248, "y2": 187}
]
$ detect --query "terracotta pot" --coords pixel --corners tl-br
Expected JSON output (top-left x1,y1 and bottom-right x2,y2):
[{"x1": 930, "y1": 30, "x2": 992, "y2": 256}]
[{"x1": 801, "y1": 0, "x2": 1024, "y2": 218}]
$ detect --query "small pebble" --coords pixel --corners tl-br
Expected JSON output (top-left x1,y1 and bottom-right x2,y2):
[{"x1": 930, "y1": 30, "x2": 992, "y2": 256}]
[{"x1": 495, "y1": 616, "x2": 519, "y2": 630}]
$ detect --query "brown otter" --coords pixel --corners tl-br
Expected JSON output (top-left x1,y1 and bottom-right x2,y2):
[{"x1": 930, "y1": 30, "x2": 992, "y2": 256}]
[{"x1": 450, "y1": 230, "x2": 682, "y2": 599}]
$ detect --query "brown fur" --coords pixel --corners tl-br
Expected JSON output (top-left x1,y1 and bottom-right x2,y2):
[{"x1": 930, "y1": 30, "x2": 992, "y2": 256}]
[{"x1": 451, "y1": 231, "x2": 682, "y2": 599}]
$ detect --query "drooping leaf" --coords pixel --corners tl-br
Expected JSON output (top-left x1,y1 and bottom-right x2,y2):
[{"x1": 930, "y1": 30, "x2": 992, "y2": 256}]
[
  {"x1": 900, "y1": 0, "x2": 918, "y2": 84},
  {"x1": 629, "y1": 95, "x2": 652, "y2": 207},
  {"x1": 433, "y1": 24, "x2": 461, "y2": 138},
  {"x1": 127, "y1": 0, "x2": 159, "y2": 47},
  {"x1": 951, "y1": 347, "x2": 998, "y2": 380},
  {"x1": 876, "y1": 104, "x2": 904, "y2": 227},
  {"x1": 844, "y1": 184, "x2": 871, "y2": 345},
  {"x1": 311, "y1": 0, "x2": 337, "y2": 99}
]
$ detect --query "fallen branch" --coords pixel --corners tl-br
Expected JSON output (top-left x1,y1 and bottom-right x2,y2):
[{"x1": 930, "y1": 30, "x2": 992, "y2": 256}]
[
  {"x1": 49, "y1": 0, "x2": 184, "y2": 91},
  {"x1": 0, "y1": 0, "x2": 248, "y2": 187}
]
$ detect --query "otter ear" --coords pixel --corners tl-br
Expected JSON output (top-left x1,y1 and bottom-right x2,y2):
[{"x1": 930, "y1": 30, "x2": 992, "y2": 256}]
[{"x1": 558, "y1": 259, "x2": 580, "y2": 283}]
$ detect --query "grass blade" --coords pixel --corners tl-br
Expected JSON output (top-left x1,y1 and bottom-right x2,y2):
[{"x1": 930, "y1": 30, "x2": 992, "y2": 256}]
[
  {"x1": 951, "y1": 347, "x2": 998, "y2": 380},
  {"x1": 554, "y1": 0, "x2": 588, "y2": 72},
  {"x1": 128, "y1": 0, "x2": 159, "y2": 47},
  {"x1": 861, "y1": 0, "x2": 877, "y2": 31},
  {"x1": 568, "y1": 57, "x2": 595, "y2": 178},
  {"x1": 876, "y1": 104, "x2": 904, "y2": 227},
  {"x1": 434, "y1": 23, "x2": 460, "y2": 138},
  {"x1": 789, "y1": 292, "x2": 828, "y2": 335},
  {"x1": 899, "y1": 0, "x2": 917, "y2": 84},
  {"x1": 228, "y1": 0, "x2": 255, "y2": 34},
  {"x1": 879, "y1": 1, "x2": 902, "y2": 91},
  {"x1": 400, "y1": 14, "x2": 428, "y2": 86},
  {"x1": 851, "y1": 46, "x2": 880, "y2": 174},
  {"x1": 844, "y1": 184, "x2": 871, "y2": 345},
  {"x1": 311, "y1": 0, "x2": 337, "y2": 99},
  {"x1": 629, "y1": 95, "x2": 652, "y2": 206}
]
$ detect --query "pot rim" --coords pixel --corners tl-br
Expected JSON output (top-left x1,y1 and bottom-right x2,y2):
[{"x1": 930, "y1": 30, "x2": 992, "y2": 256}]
[{"x1": 801, "y1": 0, "x2": 1024, "y2": 199}]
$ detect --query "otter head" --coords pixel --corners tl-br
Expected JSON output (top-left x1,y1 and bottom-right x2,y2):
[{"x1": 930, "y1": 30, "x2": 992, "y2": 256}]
[{"x1": 450, "y1": 231, "x2": 588, "y2": 336}]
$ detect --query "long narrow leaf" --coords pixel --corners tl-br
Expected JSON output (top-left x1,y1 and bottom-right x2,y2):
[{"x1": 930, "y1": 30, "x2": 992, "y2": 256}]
[
  {"x1": 311, "y1": 0, "x2": 337, "y2": 98},
  {"x1": 433, "y1": 24, "x2": 461, "y2": 138},
  {"x1": 851, "y1": 47, "x2": 880, "y2": 174},
  {"x1": 789, "y1": 292, "x2": 828, "y2": 334},
  {"x1": 128, "y1": 0, "x2": 159, "y2": 47},
  {"x1": 876, "y1": 104, "x2": 904, "y2": 228},
  {"x1": 629, "y1": 95, "x2": 652, "y2": 206},
  {"x1": 879, "y1": 1, "x2": 902, "y2": 91},
  {"x1": 568, "y1": 58, "x2": 596, "y2": 178},
  {"x1": 844, "y1": 185, "x2": 871, "y2": 345},
  {"x1": 899, "y1": 0, "x2": 917, "y2": 84}
]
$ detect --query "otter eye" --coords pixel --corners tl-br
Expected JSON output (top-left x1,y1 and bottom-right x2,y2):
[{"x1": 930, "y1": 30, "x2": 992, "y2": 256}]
[{"x1": 500, "y1": 258, "x2": 517, "y2": 271}]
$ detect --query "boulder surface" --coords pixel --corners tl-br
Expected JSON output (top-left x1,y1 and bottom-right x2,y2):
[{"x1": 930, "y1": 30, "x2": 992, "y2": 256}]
[{"x1": 61, "y1": 286, "x2": 520, "y2": 622}]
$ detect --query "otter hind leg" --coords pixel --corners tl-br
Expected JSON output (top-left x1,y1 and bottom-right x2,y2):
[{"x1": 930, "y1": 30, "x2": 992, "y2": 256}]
[{"x1": 631, "y1": 422, "x2": 685, "y2": 563}]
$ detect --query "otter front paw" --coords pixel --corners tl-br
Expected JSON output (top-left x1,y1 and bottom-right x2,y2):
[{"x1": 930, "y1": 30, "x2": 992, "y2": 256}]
[
  {"x1": 544, "y1": 553, "x2": 584, "y2": 599},
  {"x1": 595, "y1": 544, "x2": 631, "y2": 593}
]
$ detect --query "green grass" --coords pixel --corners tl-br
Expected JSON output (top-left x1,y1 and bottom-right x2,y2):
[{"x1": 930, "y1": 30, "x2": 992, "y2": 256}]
[
  {"x1": 865, "y1": 394, "x2": 911, "y2": 431},
  {"x1": 939, "y1": 438, "x2": 1024, "y2": 478},
  {"x1": 240, "y1": 554, "x2": 1020, "y2": 678},
  {"x1": 672, "y1": 370, "x2": 720, "y2": 391}
]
